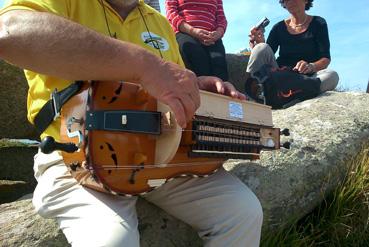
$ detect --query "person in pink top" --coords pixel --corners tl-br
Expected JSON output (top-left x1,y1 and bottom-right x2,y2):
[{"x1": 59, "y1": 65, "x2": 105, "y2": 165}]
[{"x1": 165, "y1": 0, "x2": 229, "y2": 81}]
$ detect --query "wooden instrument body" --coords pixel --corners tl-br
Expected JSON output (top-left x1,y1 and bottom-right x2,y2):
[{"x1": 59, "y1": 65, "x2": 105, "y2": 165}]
[{"x1": 61, "y1": 82, "x2": 223, "y2": 195}]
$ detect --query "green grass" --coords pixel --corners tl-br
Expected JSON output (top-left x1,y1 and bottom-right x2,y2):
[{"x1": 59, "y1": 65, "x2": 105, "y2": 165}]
[{"x1": 261, "y1": 144, "x2": 369, "y2": 247}]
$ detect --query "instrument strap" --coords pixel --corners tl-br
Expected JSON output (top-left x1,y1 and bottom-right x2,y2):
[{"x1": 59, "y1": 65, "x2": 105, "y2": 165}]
[{"x1": 33, "y1": 81, "x2": 83, "y2": 133}]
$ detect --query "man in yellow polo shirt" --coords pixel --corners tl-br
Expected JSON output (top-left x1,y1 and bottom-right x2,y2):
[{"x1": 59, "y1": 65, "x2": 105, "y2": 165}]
[{"x1": 0, "y1": 0, "x2": 263, "y2": 246}]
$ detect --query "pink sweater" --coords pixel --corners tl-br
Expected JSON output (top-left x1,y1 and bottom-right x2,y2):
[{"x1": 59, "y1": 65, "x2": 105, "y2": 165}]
[{"x1": 165, "y1": 0, "x2": 227, "y2": 34}]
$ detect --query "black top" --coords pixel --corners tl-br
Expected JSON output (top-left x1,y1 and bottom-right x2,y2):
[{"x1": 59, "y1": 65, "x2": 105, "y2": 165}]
[{"x1": 267, "y1": 16, "x2": 331, "y2": 67}]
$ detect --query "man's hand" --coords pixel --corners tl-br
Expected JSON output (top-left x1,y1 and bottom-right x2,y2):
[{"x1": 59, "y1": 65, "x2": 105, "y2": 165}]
[
  {"x1": 198, "y1": 76, "x2": 247, "y2": 100},
  {"x1": 140, "y1": 61, "x2": 200, "y2": 129}
]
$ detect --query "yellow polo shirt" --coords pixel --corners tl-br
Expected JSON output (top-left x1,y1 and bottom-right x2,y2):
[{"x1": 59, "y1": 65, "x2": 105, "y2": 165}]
[{"x1": 0, "y1": 0, "x2": 184, "y2": 140}]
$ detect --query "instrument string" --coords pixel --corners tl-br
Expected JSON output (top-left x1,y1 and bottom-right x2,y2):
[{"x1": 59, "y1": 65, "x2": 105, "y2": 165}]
[
  {"x1": 149, "y1": 128, "x2": 263, "y2": 143},
  {"x1": 90, "y1": 157, "x2": 259, "y2": 170},
  {"x1": 162, "y1": 128, "x2": 261, "y2": 136}
]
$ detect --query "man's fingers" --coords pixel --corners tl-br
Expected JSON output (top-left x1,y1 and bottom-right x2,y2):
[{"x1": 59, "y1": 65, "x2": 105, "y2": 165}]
[
  {"x1": 168, "y1": 98, "x2": 187, "y2": 128},
  {"x1": 214, "y1": 79, "x2": 225, "y2": 94},
  {"x1": 191, "y1": 86, "x2": 201, "y2": 109},
  {"x1": 179, "y1": 93, "x2": 197, "y2": 124},
  {"x1": 224, "y1": 82, "x2": 247, "y2": 100},
  {"x1": 176, "y1": 73, "x2": 200, "y2": 127}
]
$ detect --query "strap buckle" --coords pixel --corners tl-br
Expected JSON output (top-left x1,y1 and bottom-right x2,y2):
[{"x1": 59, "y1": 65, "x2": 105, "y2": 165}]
[{"x1": 51, "y1": 89, "x2": 61, "y2": 120}]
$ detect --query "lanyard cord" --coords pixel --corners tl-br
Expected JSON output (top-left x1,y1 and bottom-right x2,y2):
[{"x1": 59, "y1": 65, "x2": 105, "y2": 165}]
[
  {"x1": 100, "y1": 0, "x2": 115, "y2": 38},
  {"x1": 137, "y1": 6, "x2": 164, "y2": 58},
  {"x1": 99, "y1": 0, "x2": 163, "y2": 58}
]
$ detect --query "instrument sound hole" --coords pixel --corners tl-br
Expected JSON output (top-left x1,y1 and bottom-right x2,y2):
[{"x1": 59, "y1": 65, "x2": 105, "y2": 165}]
[
  {"x1": 101, "y1": 142, "x2": 118, "y2": 167},
  {"x1": 106, "y1": 142, "x2": 114, "y2": 152},
  {"x1": 102, "y1": 84, "x2": 123, "y2": 104},
  {"x1": 114, "y1": 84, "x2": 123, "y2": 95},
  {"x1": 111, "y1": 154, "x2": 118, "y2": 167},
  {"x1": 108, "y1": 96, "x2": 118, "y2": 104}
]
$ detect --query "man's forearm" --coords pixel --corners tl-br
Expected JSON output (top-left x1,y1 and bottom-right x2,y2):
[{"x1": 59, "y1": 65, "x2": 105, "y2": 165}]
[{"x1": 0, "y1": 10, "x2": 162, "y2": 81}]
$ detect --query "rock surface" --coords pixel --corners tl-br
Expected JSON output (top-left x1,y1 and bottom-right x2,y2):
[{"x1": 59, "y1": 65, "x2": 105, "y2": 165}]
[
  {"x1": 0, "y1": 60, "x2": 38, "y2": 139},
  {"x1": 0, "y1": 196, "x2": 68, "y2": 247},
  {"x1": 226, "y1": 53, "x2": 250, "y2": 93},
  {"x1": 0, "y1": 142, "x2": 38, "y2": 203},
  {"x1": 225, "y1": 92, "x2": 369, "y2": 227}
]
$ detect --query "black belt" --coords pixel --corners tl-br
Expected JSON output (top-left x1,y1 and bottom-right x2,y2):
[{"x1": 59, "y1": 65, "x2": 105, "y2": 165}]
[{"x1": 33, "y1": 81, "x2": 83, "y2": 133}]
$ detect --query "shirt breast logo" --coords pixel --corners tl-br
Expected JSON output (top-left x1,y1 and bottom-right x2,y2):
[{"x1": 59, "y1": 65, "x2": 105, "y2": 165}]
[{"x1": 141, "y1": 32, "x2": 169, "y2": 51}]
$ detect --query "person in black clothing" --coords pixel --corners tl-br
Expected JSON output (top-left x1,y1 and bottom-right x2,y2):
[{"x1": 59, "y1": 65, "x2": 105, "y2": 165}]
[{"x1": 247, "y1": 0, "x2": 339, "y2": 93}]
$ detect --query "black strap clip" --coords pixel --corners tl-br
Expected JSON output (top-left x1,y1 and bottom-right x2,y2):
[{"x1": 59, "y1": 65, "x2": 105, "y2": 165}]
[
  {"x1": 51, "y1": 88, "x2": 61, "y2": 120},
  {"x1": 33, "y1": 81, "x2": 83, "y2": 134}
]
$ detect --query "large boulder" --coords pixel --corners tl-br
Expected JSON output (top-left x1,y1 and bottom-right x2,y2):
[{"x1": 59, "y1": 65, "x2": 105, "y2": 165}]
[
  {"x1": 1, "y1": 92, "x2": 369, "y2": 246},
  {"x1": 0, "y1": 60, "x2": 38, "y2": 140},
  {"x1": 225, "y1": 91, "x2": 369, "y2": 227},
  {"x1": 0, "y1": 139, "x2": 38, "y2": 203},
  {"x1": 226, "y1": 53, "x2": 250, "y2": 93},
  {"x1": 0, "y1": 196, "x2": 68, "y2": 247}
]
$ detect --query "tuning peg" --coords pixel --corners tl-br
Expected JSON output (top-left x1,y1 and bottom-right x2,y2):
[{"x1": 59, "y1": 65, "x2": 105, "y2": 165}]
[
  {"x1": 280, "y1": 128, "x2": 290, "y2": 136},
  {"x1": 39, "y1": 136, "x2": 78, "y2": 154},
  {"x1": 282, "y1": 142, "x2": 291, "y2": 149}
]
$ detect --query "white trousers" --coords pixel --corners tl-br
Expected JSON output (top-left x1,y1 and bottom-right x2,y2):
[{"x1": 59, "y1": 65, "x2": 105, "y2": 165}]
[
  {"x1": 246, "y1": 43, "x2": 339, "y2": 93},
  {"x1": 32, "y1": 151, "x2": 263, "y2": 247}
]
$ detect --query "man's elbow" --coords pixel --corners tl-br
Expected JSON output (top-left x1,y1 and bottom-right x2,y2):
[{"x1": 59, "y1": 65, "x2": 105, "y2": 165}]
[
  {"x1": 0, "y1": 12, "x2": 13, "y2": 58},
  {"x1": 0, "y1": 11, "x2": 25, "y2": 58}
]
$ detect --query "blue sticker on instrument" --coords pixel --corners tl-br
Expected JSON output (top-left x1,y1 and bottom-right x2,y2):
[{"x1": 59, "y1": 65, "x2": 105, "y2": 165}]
[{"x1": 229, "y1": 102, "x2": 243, "y2": 119}]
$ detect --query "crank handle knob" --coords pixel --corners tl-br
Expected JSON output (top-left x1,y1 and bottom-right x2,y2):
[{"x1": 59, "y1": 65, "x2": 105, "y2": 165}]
[{"x1": 39, "y1": 136, "x2": 78, "y2": 154}]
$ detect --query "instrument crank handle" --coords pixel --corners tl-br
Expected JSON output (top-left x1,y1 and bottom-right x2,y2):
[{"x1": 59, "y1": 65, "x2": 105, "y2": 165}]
[
  {"x1": 39, "y1": 136, "x2": 79, "y2": 154},
  {"x1": 280, "y1": 128, "x2": 290, "y2": 136}
]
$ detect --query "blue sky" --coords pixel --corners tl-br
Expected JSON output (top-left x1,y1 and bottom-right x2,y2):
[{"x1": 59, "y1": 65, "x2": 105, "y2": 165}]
[{"x1": 1, "y1": 0, "x2": 368, "y2": 91}]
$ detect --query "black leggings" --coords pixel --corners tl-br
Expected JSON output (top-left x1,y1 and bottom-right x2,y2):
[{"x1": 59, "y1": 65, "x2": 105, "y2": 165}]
[{"x1": 176, "y1": 32, "x2": 229, "y2": 81}]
